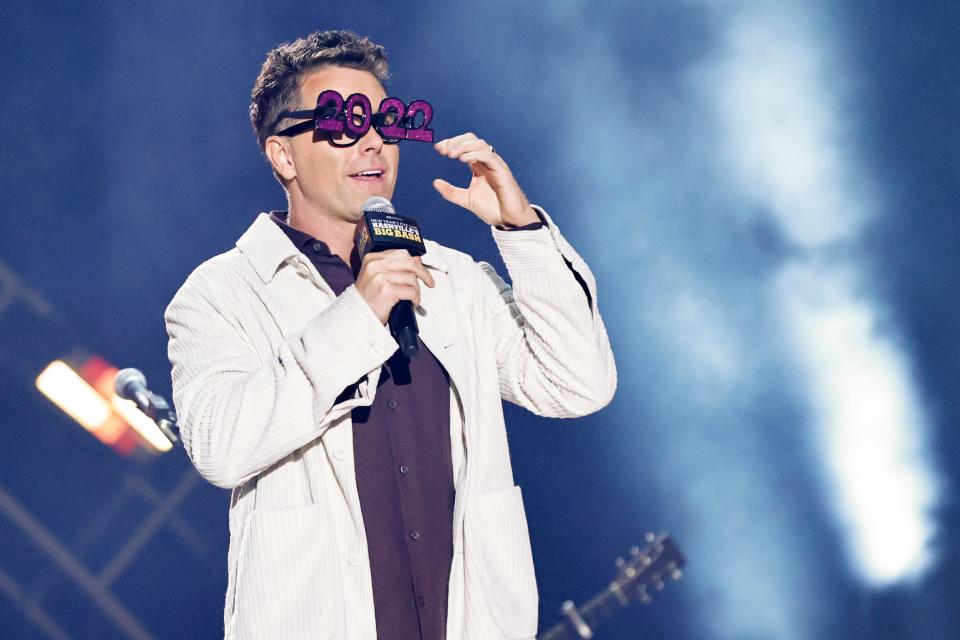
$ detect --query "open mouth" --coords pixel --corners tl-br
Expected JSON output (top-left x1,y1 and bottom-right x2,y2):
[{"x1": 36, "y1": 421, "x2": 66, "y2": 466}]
[{"x1": 349, "y1": 169, "x2": 384, "y2": 181}]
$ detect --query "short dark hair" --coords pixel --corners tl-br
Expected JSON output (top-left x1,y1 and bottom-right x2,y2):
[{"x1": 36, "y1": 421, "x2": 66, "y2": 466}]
[{"x1": 249, "y1": 30, "x2": 390, "y2": 150}]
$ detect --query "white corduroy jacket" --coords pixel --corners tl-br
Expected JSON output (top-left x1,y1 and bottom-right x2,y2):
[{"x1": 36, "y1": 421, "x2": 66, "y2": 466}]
[{"x1": 165, "y1": 208, "x2": 616, "y2": 640}]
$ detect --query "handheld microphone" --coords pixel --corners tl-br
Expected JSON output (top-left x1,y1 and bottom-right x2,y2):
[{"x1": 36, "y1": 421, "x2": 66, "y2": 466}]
[
  {"x1": 355, "y1": 197, "x2": 425, "y2": 358},
  {"x1": 114, "y1": 368, "x2": 179, "y2": 444}
]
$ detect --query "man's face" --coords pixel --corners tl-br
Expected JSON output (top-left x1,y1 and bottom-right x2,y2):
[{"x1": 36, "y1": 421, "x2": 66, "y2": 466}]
[{"x1": 279, "y1": 66, "x2": 399, "y2": 223}]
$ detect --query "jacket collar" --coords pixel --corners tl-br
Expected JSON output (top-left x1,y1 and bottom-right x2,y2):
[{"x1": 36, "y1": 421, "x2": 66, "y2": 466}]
[
  {"x1": 236, "y1": 212, "x2": 450, "y2": 284},
  {"x1": 420, "y1": 240, "x2": 449, "y2": 274},
  {"x1": 236, "y1": 213, "x2": 301, "y2": 283}
]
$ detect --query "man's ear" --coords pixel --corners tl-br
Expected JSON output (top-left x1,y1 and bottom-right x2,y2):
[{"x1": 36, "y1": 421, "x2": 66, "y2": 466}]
[{"x1": 265, "y1": 136, "x2": 297, "y2": 182}]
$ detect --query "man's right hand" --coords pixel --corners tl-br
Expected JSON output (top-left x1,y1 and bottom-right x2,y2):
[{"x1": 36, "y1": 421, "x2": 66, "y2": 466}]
[{"x1": 355, "y1": 249, "x2": 435, "y2": 324}]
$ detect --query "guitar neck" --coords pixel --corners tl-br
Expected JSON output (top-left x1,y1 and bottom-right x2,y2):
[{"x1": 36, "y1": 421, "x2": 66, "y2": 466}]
[
  {"x1": 536, "y1": 533, "x2": 685, "y2": 640},
  {"x1": 537, "y1": 587, "x2": 628, "y2": 640}
]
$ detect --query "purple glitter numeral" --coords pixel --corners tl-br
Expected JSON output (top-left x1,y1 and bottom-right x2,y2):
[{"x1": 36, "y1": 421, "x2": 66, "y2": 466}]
[
  {"x1": 376, "y1": 97, "x2": 407, "y2": 139},
  {"x1": 343, "y1": 92, "x2": 373, "y2": 137},
  {"x1": 315, "y1": 90, "x2": 345, "y2": 132},
  {"x1": 403, "y1": 100, "x2": 435, "y2": 142}
]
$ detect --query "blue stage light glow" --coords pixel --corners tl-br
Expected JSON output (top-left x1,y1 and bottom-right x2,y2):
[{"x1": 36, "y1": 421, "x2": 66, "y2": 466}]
[
  {"x1": 709, "y1": 1, "x2": 941, "y2": 588},
  {"x1": 538, "y1": 0, "x2": 943, "y2": 636}
]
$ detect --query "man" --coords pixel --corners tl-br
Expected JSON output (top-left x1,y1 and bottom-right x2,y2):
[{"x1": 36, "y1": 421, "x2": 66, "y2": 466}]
[{"x1": 165, "y1": 30, "x2": 616, "y2": 640}]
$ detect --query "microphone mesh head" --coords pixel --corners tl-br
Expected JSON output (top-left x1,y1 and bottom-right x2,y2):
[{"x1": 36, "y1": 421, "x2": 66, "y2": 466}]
[
  {"x1": 115, "y1": 368, "x2": 147, "y2": 397},
  {"x1": 361, "y1": 197, "x2": 395, "y2": 214}
]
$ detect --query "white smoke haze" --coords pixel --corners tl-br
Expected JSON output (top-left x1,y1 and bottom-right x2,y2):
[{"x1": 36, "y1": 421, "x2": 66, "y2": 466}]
[
  {"x1": 540, "y1": 3, "x2": 828, "y2": 639},
  {"x1": 710, "y1": 4, "x2": 871, "y2": 249},
  {"x1": 529, "y1": 0, "x2": 941, "y2": 637},
  {"x1": 706, "y1": 0, "x2": 940, "y2": 590},
  {"x1": 775, "y1": 260, "x2": 939, "y2": 585}
]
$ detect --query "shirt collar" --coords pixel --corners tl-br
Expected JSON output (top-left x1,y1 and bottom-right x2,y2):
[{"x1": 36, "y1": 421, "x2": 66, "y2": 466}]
[
  {"x1": 268, "y1": 211, "x2": 336, "y2": 257},
  {"x1": 236, "y1": 211, "x2": 451, "y2": 284}
]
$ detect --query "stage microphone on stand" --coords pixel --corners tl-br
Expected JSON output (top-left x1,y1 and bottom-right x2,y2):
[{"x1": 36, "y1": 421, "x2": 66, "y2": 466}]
[
  {"x1": 114, "y1": 368, "x2": 179, "y2": 445},
  {"x1": 355, "y1": 197, "x2": 425, "y2": 358}
]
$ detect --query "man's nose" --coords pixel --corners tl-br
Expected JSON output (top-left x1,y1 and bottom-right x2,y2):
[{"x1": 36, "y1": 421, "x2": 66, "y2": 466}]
[{"x1": 358, "y1": 123, "x2": 384, "y2": 154}]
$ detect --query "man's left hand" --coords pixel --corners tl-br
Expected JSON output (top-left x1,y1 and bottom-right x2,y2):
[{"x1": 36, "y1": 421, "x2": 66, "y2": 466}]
[{"x1": 432, "y1": 132, "x2": 540, "y2": 228}]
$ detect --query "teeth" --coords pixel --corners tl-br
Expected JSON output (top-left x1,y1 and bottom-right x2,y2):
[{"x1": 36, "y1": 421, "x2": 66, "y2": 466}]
[{"x1": 357, "y1": 170, "x2": 381, "y2": 176}]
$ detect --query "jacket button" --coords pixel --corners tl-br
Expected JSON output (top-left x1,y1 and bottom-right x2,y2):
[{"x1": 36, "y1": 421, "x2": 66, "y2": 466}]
[
  {"x1": 399, "y1": 465, "x2": 409, "y2": 475},
  {"x1": 387, "y1": 399, "x2": 398, "y2": 409},
  {"x1": 409, "y1": 530, "x2": 421, "y2": 541}
]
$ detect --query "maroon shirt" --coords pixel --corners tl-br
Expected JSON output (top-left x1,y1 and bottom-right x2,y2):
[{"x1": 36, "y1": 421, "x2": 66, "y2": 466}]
[{"x1": 270, "y1": 212, "x2": 454, "y2": 640}]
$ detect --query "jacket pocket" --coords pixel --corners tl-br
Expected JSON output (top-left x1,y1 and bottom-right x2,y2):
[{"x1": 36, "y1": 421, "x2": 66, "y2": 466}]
[
  {"x1": 467, "y1": 486, "x2": 539, "y2": 638},
  {"x1": 233, "y1": 504, "x2": 342, "y2": 639}
]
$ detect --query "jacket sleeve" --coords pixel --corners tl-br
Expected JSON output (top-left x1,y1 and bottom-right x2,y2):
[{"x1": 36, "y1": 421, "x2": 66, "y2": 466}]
[
  {"x1": 481, "y1": 207, "x2": 617, "y2": 417},
  {"x1": 165, "y1": 265, "x2": 397, "y2": 489}
]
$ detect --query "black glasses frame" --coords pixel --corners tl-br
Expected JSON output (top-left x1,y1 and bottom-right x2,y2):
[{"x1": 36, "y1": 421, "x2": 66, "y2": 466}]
[
  {"x1": 271, "y1": 94, "x2": 424, "y2": 147},
  {"x1": 274, "y1": 110, "x2": 404, "y2": 146}
]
